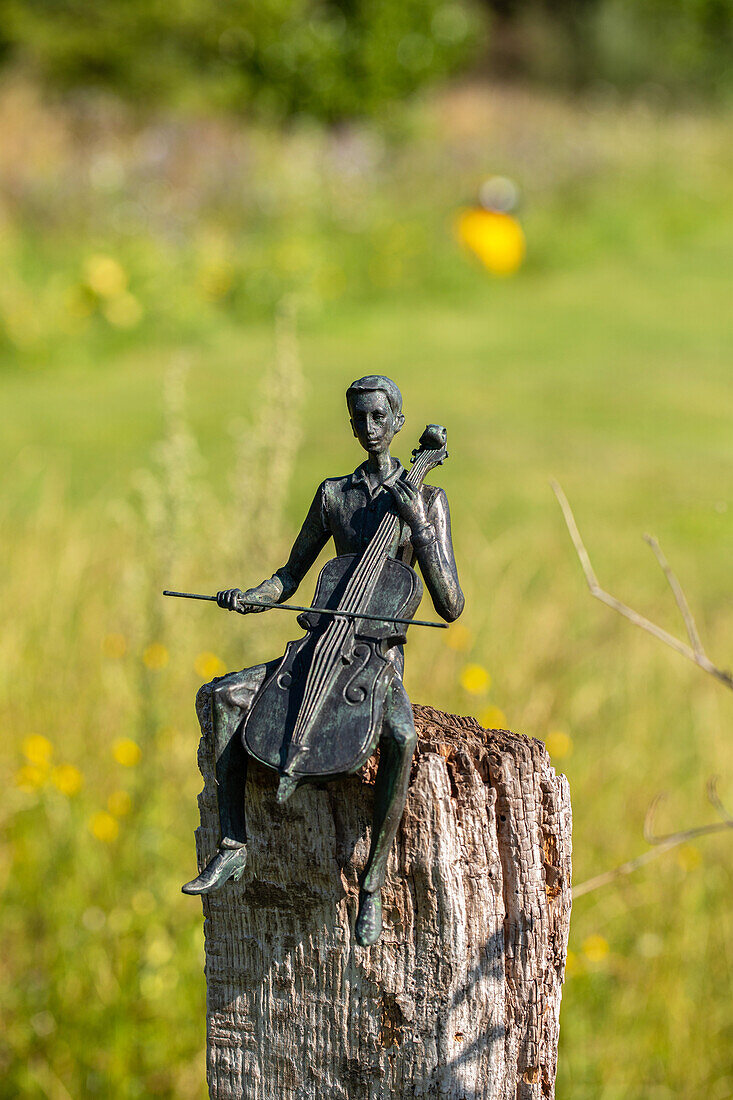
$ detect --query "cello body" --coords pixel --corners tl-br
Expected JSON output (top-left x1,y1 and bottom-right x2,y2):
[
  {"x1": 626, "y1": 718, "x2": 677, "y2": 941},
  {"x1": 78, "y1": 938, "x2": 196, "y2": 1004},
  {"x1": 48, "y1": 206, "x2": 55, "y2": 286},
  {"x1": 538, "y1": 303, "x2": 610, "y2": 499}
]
[{"x1": 242, "y1": 553, "x2": 423, "y2": 781}]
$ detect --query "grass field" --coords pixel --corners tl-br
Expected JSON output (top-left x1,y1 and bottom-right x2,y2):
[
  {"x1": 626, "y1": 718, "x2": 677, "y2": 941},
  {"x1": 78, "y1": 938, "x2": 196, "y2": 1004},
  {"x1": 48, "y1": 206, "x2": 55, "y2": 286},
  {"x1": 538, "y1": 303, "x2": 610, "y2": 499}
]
[{"x1": 1, "y1": 80, "x2": 732, "y2": 1099}]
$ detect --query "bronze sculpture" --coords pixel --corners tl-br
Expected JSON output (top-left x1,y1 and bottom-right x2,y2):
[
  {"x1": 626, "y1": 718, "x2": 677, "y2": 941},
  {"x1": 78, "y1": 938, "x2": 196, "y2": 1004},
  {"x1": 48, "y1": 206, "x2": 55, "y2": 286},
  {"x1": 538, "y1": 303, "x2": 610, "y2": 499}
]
[{"x1": 169, "y1": 375, "x2": 464, "y2": 945}]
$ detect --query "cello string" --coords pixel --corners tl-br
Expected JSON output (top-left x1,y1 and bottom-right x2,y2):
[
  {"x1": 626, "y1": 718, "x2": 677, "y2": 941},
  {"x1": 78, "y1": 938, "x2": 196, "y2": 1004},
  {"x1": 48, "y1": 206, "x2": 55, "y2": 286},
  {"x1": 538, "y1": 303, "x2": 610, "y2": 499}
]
[
  {"x1": 291, "y1": 517, "x2": 394, "y2": 744},
  {"x1": 289, "y1": 448, "x2": 437, "y2": 749},
  {"x1": 294, "y1": 450, "x2": 432, "y2": 736},
  {"x1": 291, "y1": 451, "x2": 433, "y2": 742}
]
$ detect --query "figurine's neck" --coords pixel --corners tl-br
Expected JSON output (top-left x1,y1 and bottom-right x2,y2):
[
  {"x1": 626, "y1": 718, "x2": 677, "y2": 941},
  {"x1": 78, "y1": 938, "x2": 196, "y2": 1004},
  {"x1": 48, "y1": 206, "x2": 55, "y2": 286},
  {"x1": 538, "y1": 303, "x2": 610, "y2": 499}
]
[{"x1": 364, "y1": 450, "x2": 394, "y2": 482}]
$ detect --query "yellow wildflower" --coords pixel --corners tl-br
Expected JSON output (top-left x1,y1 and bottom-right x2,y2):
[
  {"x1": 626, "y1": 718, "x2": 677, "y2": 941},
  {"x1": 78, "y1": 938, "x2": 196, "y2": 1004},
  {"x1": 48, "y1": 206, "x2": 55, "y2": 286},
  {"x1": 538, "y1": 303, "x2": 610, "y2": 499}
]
[
  {"x1": 194, "y1": 651, "x2": 227, "y2": 680},
  {"x1": 143, "y1": 643, "x2": 169, "y2": 670},
  {"x1": 22, "y1": 734, "x2": 53, "y2": 765},
  {"x1": 89, "y1": 811, "x2": 119, "y2": 843},
  {"x1": 131, "y1": 889, "x2": 156, "y2": 915},
  {"x1": 676, "y1": 844, "x2": 702, "y2": 872},
  {"x1": 112, "y1": 738, "x2": 142, "y2": 767},
  {"x1": 15, "y1": 764, "x2": 48, "y2": 792},
  {"x1": 104, "y1": 292, "x2": 143, "y2": 329},
  {"x1": 444, "y1": 623, "x2": 473, "y2": 652},
  {"x1": 564, "y1": 950, "x2": 584, "y2": 978},
  {"x1": 84, "y1": 255, "x2": 128, "y2": 298},
  {"x1": 102, "y1": 632, "x2": 127, "y2": 659},
  {"x1": 197, "y1": 260, "x2": 235, "y2": 301},
  {"x1": 582, "y1": 934, "x2": 610, "y2": 963},
  {"x1": 480, "y1": 705, "x2": 507, "y2": 730},
  {"x1": 460, "y1": 664, "x2": 491, "y2": 695},
  {"x1": 52, "y1": 764, "x2": 83, "y2": 796},
  {"x1": 108, "y1": 790, "x2": 132, "y2": 817},
  {"x1": 456, "y1": 208, "x2": 525, "y2": 275},
  {"x1": 545, "y1": 730, "x2": 573, "y2": 760},
  {"x1": 146, "y1": 933, "x2": 173, "y2": 967}
]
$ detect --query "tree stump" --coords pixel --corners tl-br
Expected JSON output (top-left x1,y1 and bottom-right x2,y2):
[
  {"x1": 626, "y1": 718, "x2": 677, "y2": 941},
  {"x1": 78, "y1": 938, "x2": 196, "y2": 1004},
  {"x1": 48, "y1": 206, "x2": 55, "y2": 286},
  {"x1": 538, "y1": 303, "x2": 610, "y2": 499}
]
[{"x1": 193, "y1": 692, "x2": 572, "y2": 1100}]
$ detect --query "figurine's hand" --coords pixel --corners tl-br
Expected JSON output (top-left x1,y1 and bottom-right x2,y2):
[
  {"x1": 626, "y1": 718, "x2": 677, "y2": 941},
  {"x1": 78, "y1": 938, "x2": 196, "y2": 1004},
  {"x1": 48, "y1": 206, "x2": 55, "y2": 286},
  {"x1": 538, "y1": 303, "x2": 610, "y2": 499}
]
[
  {"x1": 386, "y1": 477, "x2": 429, "y2": 532},
  {"x1": 217, "y1": 579, "x2": 281, "y2": 614},
  {"x1": 217, "y1": 588, "x2": 247, "y2": 612}
]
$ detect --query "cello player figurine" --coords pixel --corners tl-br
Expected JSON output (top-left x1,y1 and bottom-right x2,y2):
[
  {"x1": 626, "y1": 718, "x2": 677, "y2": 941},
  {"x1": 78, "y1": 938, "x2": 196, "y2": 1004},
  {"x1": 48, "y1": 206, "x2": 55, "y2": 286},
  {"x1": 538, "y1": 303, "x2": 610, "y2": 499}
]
[{"x1": 180, "y1": 375, "x2": 464, "y2": 946}]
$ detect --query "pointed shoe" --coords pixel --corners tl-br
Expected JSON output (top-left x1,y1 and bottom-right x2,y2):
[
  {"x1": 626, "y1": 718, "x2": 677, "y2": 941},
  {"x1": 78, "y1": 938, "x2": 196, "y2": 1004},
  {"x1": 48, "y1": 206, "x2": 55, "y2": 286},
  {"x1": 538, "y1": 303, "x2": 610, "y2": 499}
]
[
  {"x1": 355, "y1": 890, "x2": 383, "y2": 946},
  {"x1": 181, "y1": 845, "x2": 247, "y2": 895}
]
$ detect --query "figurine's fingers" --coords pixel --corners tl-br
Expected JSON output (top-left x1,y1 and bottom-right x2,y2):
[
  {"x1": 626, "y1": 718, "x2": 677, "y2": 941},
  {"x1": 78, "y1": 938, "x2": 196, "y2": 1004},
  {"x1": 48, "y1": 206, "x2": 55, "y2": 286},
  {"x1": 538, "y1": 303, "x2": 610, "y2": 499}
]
[{"x1": 227, "y1": 588, "x2": 244, "y2": 610}]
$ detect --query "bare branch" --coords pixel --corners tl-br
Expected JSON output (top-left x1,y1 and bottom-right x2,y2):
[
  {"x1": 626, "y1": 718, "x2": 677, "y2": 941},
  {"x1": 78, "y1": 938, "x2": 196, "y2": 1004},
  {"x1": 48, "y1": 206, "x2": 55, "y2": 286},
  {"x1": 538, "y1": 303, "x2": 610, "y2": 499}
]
[
  {"x1": 706, "y1": 775, "x2": 733, "y2": 825},
  {"x1": 573, "y1": 782, "x2": 733, "y2": 898},
  {"x1": 550, "y1": 480, "x2": 733, "y2": 691},
  {"x1": 644, "y1": 534, "x2": 704, "y2": 657}
]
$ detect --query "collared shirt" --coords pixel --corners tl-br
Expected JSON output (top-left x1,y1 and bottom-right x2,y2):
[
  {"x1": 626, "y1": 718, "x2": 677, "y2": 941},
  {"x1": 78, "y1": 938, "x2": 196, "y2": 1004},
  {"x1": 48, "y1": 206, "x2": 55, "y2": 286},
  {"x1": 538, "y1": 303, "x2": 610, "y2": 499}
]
[{"x1": 273, "y1": 458, "x2": 463, "y2": 625}]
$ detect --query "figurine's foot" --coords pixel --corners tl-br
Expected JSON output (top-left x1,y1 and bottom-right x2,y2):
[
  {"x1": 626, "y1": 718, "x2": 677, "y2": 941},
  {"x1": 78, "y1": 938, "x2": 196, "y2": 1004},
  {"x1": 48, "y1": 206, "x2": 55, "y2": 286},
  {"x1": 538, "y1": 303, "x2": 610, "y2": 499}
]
[
  {"x1": 355, "y1": 889, "x2": 383, "y2": 946},
  {"x1": 276, "y1": 773, "x2": 299, "y2": 804},
  {"x1": 181, "y1": 844, "x2": 247, "y2": 895}
]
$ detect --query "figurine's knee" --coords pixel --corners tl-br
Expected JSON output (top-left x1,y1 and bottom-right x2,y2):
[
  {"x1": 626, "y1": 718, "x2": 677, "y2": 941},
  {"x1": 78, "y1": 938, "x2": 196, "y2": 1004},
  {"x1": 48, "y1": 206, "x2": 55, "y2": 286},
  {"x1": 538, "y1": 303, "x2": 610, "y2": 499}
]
[
  {"x1": 391, "y1": 720, "x2": 417, "y2": 753},
  {"x1": 378, "y1": 704, "x2": 413, "y2": 756},
  {"x1": 211, "y1": 665, "x2": 266, "y2": 724},
  {"x1": 383, "y1": 683, "x2": 417, "y2": 754},
  {"x1": 211, "y1": 678, "x2": 239, "y2": 715}
]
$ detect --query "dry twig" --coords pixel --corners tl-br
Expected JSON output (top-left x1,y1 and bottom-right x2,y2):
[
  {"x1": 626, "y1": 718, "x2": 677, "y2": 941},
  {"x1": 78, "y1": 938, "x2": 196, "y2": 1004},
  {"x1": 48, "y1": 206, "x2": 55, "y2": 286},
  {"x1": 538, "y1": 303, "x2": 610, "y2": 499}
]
[
  {"x1": 573, "y1": 778, "x2": 733, "y2": 898},
  {"x1": 550, "y1": 480, "x2": 732, "y2": 690}
]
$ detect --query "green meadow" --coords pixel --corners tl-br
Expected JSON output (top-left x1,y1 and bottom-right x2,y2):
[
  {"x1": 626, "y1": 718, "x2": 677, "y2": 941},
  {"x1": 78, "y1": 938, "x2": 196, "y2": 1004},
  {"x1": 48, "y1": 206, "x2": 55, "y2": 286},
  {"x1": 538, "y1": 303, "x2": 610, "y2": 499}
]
[{"x1": 1, "y1": 81, "x2": 731, "y2": 1098}]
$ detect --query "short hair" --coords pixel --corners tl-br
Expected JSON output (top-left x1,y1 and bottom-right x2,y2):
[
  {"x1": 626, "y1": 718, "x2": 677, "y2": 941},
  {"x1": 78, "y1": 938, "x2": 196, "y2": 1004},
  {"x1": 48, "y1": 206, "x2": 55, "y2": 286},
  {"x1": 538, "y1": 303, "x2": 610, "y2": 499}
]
[{"x1": 346, "y1": 375, "x2": 403, "y2": 417}]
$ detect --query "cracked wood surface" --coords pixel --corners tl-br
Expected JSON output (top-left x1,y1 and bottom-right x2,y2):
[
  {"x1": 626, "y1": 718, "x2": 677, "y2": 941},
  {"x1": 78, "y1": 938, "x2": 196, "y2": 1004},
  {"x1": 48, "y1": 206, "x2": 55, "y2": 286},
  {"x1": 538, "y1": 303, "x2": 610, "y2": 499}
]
[{"x1": 193, "y1": 692, "x2": 572, "y2": 1100}]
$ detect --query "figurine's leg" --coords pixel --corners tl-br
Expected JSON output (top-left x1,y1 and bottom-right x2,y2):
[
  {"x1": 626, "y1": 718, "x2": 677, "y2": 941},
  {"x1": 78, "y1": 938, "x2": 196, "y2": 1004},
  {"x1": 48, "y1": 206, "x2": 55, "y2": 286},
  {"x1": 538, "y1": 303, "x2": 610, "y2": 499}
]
[
  {"x1": 182, "y1": 665, "x2": 267, "y2": 895},
  {"x1": 355, "y1": 677, "x2": 416, "y2": 946}
]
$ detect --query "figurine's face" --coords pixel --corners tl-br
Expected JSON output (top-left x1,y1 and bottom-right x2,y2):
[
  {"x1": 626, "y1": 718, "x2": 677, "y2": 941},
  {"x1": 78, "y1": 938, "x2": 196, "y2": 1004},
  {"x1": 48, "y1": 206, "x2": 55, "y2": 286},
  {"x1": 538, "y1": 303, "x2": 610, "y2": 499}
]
[{"x1": 349, "y1": 390, "x2": 404, "y2": 455}]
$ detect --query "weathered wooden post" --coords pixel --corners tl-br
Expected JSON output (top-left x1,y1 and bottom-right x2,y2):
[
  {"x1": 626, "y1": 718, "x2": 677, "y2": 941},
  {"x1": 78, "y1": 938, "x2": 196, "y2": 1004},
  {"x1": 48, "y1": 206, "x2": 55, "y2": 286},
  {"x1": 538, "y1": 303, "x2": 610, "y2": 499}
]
[{"x1": 193, "y1": 691, "x2": 572, "y2": 1100}]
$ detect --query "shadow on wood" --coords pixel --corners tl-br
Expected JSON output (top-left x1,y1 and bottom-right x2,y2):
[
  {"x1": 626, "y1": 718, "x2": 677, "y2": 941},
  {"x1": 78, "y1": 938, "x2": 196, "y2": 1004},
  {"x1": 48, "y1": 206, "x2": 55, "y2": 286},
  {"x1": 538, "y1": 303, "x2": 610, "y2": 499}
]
[{"x1": 193, "y1": 692, "x2": 572, "y2": 1100}]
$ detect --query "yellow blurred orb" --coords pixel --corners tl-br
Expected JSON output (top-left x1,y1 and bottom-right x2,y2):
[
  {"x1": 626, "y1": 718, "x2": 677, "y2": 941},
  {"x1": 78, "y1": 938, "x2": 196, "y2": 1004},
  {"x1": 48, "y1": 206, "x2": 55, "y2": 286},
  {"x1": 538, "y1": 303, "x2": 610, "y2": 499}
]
[
  {"x1": 89, "y1": 811, "x2": 120, "y2": 843},
  {"x1": 112, "y1": 738, "x2": 142, "y2": 767},
  {"x1": 52, "y1": 763, "x2": 84, "y2": 796},
  {"x1": 582, "y1": 933, "x2": 610, "y2": 963},
  {"x1": 143, "y1": 643, "x2": 169, "y2": 670},
  {"x1": 676, "y1": 844, "x2": 702, "y2": 872},
  {"x1": 444, "y1": 622, "x2": 473, "y2": 652},
  {"x1": 14, "y1": 764, "x2": 48, "y2": 792},
  {"x1": 460, "y1": 663, "x2": 491, "y2": 695},
  {"x1": 545, "y1": 730, "x2": 573, "y2": 760},
  {"x1": 197, "y1": 260, "x2": 235, "y2": 301},
  {"x1": 102, "y1": 632, "x2": 127, "y2": 659},
  {"x1": 564, "y1": 949, "x2": 584, "y2": 978},
  {"x1": 104, "y1": 292, "x2": 143, "y2": 329},
  {"x1": 22, "y1": 733, "x2": 53, "y2": 765},
  {"x1": 480, "y1": 704, "x2": 507, "y2": 730},
  {"x1": 456, "y1": 208, "x2": 525, "y2": 275},
  {"x1": 195, "y1": 651, "x2": 227, "y2": 680},
  {"x1": 84, "y1": 254, "x2": 128, "y2": 298}
]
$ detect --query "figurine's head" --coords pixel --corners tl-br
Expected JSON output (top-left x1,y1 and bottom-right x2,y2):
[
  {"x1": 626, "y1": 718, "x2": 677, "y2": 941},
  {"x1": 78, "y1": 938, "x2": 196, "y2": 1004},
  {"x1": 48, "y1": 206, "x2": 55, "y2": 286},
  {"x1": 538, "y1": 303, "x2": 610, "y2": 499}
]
[{"x1": 346, "y1": 376, "x2": 404, "y2": 456}]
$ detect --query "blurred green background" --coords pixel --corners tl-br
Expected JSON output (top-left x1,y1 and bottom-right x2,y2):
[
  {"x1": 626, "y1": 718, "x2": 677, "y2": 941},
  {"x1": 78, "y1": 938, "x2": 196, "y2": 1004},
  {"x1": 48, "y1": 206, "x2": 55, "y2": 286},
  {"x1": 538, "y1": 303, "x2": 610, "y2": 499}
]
[{"x1": 1, "y1": 2, "x2": 731, "y2": 1098}]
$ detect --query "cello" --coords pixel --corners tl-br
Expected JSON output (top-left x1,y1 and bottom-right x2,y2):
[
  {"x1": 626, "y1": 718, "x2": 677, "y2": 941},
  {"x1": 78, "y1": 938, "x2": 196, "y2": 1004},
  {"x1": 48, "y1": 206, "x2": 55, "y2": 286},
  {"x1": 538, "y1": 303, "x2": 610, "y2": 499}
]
[{"x1": 241, "y1": 424, "x2": 449, "y2": 802}]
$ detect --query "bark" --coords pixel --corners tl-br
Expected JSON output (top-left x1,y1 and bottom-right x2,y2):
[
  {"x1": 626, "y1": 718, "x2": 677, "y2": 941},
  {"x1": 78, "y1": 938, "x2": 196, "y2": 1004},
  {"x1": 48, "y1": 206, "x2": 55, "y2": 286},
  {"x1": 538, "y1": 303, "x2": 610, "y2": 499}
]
[{"x1": 193, "y1": 694, "x2": 572, "y2": 1100}]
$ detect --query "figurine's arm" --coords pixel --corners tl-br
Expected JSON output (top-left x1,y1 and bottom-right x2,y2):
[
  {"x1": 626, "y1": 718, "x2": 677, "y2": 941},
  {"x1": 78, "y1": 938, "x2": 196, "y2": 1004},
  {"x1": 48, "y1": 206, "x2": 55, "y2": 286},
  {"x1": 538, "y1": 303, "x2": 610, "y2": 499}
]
[
  {"x1": 412, "y1": 488, "x2": 465, "y2": 622},
  {"x1": 268, "y1": 484, "x2": 331, "y2": 601},
  {"x1": 218, "y1": 484, "x2": 331, "y2": 612},
  {"x1": 388, "y1": 481, "x2": 464, "y2": 622}
]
